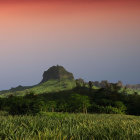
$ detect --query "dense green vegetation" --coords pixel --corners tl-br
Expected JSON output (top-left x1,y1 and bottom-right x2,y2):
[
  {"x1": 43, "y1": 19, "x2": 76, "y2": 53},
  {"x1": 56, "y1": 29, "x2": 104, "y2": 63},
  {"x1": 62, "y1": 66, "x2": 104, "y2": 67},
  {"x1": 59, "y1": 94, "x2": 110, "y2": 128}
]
[
  {"x1": 0, "y1": 83, "x2": 140, "y2": 115},
  {"x1": 0, "y1": 66, "x2": 140, "y2": 116},
  {"x1": 0, "y1": 112, "x2": 140, "y2": 140}
]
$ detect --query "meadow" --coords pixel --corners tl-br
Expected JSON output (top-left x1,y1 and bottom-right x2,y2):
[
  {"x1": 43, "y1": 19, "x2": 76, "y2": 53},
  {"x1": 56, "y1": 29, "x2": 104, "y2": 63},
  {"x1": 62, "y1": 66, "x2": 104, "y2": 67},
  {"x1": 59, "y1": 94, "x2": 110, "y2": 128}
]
[{"x1": 0, "y1": 112, "x2": 140, "y2": 140}]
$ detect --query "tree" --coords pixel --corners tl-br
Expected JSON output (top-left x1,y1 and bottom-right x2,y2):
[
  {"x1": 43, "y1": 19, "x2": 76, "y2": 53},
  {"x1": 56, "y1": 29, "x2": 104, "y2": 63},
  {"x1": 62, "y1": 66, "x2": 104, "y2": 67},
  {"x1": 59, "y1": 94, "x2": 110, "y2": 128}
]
[
  {"x1": 0, "y1": 98, "x2": 3, "y2": 110},
  {"x1": 76, "y1": 78, "x2": 85, "y2": 88},
  {"x1": 114, "y1": 101, "x2": 127, "y2": 113},
  {"x1": 30, "y1": 99, "x2": 46, "y2": 114},
  {"x1": 134, "y1": 92, "x2": 138, "y2": 96},
  {"x1": 70, "y1": 94, "x2": 91, "y2": 113},
  {"x1": 96, "y1": 99, "x2": 113, "y2": 106},
  {"x1": 88, "y1": 81, "x2": 93, "y2": 90},
  {"x1": 46, "y1": 101, "x2": 56, "y2": 112},
  {"x1": 105, "y1": 83, "x2": 121, "y2": 93},
  {"x1": 117, "y1": 81, "x2": 123, "y2": 88},
  {"x1": 57, "y1": 100, "x2": 68, "y2": 112},
  {"x1": 101, "y1": 80, "x2": 109, "y2": 88}
]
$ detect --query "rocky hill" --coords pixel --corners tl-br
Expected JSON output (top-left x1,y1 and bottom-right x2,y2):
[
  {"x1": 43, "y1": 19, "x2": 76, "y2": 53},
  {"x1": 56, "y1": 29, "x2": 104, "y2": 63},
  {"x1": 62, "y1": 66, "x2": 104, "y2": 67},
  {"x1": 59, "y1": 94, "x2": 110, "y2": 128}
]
[
  {"x1": 0, "y1": 65, "x2": 76, "y2": 96},
  {"x1": 40, "y1": 65, "x2": 74, "y2": 83}
]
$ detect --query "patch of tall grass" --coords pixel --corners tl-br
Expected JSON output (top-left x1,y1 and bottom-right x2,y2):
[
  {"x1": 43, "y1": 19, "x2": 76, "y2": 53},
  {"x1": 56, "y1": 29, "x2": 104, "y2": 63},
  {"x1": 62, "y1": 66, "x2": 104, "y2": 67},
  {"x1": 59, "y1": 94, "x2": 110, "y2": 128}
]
[{"x1": 0, "y1": 113, "x2": 140, "y2": 140}]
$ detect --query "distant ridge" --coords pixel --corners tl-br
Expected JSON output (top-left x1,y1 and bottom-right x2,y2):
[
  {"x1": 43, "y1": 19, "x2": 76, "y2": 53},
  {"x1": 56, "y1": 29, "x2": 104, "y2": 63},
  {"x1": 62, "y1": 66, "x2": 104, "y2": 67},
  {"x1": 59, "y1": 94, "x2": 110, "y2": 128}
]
[
  {"x1": 0, "y1": 65, "x2": 140, "y2": 97},
  {"x1": 40, "y1": 65, "x2": 74, "y2": 83},
  {"x1": 126, "y1": 84, "x2": 140, "y2": 90}
]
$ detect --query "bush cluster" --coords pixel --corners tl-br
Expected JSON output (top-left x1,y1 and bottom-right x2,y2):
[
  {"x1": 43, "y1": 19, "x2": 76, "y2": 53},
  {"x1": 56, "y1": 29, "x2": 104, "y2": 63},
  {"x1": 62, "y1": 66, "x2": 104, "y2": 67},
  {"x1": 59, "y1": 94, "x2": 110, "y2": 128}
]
[{"x1": 0, "y1": 86, "x2": 139, "y2": 115}]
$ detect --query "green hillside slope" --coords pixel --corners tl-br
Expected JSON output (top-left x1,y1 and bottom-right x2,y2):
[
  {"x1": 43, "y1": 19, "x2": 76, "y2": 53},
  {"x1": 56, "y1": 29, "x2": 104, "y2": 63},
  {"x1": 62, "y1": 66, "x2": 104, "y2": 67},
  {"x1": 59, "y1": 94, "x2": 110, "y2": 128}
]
[{"x1": 0, "y1": 79, "x2": 76, "y2": 97}]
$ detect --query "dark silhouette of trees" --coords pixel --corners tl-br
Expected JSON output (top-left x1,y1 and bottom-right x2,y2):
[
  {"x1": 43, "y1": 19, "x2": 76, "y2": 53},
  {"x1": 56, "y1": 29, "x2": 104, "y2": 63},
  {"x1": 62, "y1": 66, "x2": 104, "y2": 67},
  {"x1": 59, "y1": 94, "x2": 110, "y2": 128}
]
[
  {"x1": 76, "y1": 79, "x2": 85, "y2": 88},
  {"x1": 88, "y1": 81, "x2": 93, "y2": 90}
]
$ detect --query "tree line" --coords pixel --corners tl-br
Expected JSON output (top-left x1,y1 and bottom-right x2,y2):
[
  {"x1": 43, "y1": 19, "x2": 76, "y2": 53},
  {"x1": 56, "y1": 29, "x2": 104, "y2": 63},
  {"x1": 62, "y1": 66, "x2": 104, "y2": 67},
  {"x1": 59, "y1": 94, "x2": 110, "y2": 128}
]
[{"x1": 0, "y1": 80, "x2": 140, "y2": 116}]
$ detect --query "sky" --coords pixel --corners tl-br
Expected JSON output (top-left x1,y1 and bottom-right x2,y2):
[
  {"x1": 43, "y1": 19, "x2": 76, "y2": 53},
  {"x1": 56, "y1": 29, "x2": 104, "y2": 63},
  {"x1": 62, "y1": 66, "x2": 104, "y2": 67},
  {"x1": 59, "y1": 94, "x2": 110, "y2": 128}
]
[{"x1": 0, "y1": 0, "x2": 140, "y2": 90}]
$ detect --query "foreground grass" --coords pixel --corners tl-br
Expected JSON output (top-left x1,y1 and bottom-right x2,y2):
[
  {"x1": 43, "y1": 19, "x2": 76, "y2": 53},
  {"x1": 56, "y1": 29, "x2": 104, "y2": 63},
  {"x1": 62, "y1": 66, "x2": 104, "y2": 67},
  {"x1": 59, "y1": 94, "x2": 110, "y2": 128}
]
[{"x1": 0, "y1": 113, "x2": 140, "y2": 140}]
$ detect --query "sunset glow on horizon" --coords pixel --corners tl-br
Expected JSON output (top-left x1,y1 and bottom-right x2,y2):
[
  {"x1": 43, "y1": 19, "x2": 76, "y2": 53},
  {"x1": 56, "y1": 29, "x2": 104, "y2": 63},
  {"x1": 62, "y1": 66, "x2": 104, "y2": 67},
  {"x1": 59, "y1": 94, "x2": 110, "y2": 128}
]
[{"x1": 0, "y1": 0, "x2": 140, "y2": 90}]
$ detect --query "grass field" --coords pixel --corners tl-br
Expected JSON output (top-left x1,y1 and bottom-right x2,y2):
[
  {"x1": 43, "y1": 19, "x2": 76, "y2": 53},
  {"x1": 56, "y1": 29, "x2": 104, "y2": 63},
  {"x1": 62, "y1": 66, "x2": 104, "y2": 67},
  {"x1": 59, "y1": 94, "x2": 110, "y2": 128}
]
[{"x1": 0, "y1": 113, "x2": 140, "y2": 140}]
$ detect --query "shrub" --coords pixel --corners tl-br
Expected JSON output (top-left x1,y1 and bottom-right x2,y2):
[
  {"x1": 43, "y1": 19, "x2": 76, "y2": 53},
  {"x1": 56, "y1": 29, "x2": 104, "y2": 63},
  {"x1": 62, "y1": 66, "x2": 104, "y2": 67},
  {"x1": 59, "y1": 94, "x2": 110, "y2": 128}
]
[{"x1": 114, "y1": 101, "x2": 127, "y2": 113}]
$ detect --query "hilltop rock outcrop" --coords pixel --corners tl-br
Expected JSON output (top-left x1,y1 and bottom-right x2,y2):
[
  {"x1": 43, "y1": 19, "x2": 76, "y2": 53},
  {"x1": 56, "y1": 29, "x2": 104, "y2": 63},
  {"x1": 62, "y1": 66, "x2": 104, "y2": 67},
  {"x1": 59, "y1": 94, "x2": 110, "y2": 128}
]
[{"x1": 40, "y1": 65, "x2": 74, "y2": 83}]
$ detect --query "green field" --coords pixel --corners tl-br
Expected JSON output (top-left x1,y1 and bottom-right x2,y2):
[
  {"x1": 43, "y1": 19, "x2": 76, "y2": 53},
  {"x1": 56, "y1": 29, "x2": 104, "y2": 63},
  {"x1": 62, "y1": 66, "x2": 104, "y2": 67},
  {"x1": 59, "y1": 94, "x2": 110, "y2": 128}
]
[{"x1": 0, "y1": 113, "x2": 140, "y2": 140}]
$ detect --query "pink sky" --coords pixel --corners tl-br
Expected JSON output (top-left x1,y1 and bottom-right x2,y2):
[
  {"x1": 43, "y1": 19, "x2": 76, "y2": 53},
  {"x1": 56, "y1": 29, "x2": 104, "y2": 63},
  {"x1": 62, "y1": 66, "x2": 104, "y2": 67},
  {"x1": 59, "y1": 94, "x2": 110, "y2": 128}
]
[{"x1": 0, "y1": 0, "x2": 140, "y2": 90}]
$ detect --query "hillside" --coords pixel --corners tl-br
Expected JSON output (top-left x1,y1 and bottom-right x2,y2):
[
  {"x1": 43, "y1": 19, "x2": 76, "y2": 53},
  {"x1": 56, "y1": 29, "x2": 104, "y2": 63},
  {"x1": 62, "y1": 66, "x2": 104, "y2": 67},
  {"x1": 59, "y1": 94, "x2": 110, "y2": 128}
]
[
  {"x1": 0, "y1": 65, "x2": 76, "y2": 97},
  {"x1": 0, "y1": 80, "x2": 76, "y2": 97},
  {"x1": 0, "y1": 65, "x2": 140, "y2": 116},
  {"x1": 0, "y1": 65, "x2": 140, "y2": 97}
]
